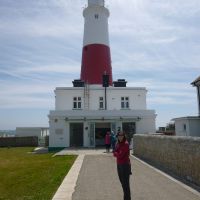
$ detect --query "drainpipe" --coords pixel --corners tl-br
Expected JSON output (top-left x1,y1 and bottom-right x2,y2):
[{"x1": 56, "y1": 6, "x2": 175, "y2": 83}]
[
  {"x1": 191, "y1": 77, "x2": 200, "y2": 117},
  {"x1": 197, "y1": 86, "x2": 200, "y2": 117}
]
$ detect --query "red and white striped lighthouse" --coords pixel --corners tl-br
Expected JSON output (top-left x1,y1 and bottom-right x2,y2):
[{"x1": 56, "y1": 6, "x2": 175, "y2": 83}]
[{"x1": 80, "y1": 0, "x2": 113, "y2": 85}]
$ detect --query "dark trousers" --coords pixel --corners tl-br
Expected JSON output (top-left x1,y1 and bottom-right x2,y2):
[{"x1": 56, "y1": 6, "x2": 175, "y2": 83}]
[{"x1": 117, "y1": 164, "x2": 131, "y2": 200}]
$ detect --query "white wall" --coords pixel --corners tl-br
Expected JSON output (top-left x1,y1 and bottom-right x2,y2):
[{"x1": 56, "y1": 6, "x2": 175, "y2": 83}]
[
  {"x1": 48, "y1": 109, "x2": 156, "y2": 147},
  {"x1": 136, "y1": 117, "x2": 156, "y2": 134},
  {"x1": 106, "y1": 88, "x2": 146, "y2": 110},
  {"x1": 175, "y1": 119, "x2": 189, "y2": 136},
  {"x1": 16, "y1": 127, "x2": 48, "y2": 138},
  {"x1": 189, "y1": 119, "x2": 200, "y2": 137},
  {"x1": 49, "y1": 118, "x2": 90, "y2": 148},
  {"x1": 50, "y1": 86, "x2": 155, "y2": 148},
  {"x1": 49, "y1": 118, "x2": 69, "y2": 147},
  {"x1": 174, "y1": 117, "x2": 200, "y2": 137},
  {"x1": 88, "y1": 0, "x2": 104, "y2": 6},
  {"x1": 55, "y1": 88, "x2": 84, "y2": 110},
  {"x1": 83, "y1": 5, "x2": 109, "y2": 46},
  {"x1": 55, "y1": 86, "x2": 147, "y2": 111}
]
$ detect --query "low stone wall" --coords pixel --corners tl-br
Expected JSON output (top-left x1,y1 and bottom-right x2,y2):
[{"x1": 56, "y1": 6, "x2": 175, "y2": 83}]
[
  {"x1": 133, "y1": 134, "x2": 200, "y2": 186},
  {"x1": 0, "y1": 136, "x2": 38, "y2": 147}
]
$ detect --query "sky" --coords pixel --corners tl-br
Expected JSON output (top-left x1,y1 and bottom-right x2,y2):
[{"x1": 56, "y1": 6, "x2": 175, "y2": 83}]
[{"x1": 0, "y1": 0, "x2": 200, "y2": 130}]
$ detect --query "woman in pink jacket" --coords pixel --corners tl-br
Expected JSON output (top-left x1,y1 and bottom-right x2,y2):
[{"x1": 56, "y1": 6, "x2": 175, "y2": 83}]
[
  {"x1": 105, "y1": 131, "x2": 111, "y2": 153},
  {"x1": 113, "y1": 131, "x2": 132, "y2": 200}
]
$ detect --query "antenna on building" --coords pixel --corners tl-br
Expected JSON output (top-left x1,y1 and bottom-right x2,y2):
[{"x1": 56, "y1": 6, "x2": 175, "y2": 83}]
[
  {"x1": 102, "y1": 72, "x2": 109, "y2": 110},
  {"x1": 191, "y1": 76, "x2": 200, "y2": 117}
]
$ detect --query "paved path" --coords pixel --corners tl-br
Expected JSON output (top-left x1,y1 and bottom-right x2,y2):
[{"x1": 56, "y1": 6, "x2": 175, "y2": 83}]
[
  {"x1": 52, "y1": 149, "x2": 200, "y2": 200},
  {"x1": 72, "y1": 154, "x2": 200, "y2": 200}
]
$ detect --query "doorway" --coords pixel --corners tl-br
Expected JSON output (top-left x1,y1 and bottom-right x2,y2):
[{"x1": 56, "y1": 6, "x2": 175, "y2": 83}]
[
  {"x1": 95, "y1": 123, "x2": 111, "y2": 146},
  {"x1": 70, "y1": 123, "x2": 83, "y2": 147},
  {"x1": 122, "y1": 122, "x2": 136, "y2": 143}
]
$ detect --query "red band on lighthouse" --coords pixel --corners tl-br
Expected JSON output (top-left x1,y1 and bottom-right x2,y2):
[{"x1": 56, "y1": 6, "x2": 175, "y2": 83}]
[
  {"x1": 81, "y1": 44, "x2": 112, "y2": 85},
  {"x1": 80, "y1": 0, "x2": 113, "y2": 86}
]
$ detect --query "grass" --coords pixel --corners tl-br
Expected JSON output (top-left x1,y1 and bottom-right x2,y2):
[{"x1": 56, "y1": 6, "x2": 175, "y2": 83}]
[{"x1": 0, "y1": 147, "x2": 77, "y2": 200}]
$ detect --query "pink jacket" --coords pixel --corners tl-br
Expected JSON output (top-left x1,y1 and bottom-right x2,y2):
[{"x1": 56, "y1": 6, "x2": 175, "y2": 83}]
[
  {"x1": 105, "y1": 134, "x2": 111, "y2": 144},
  {"x1": 113, "y1": 140, "x2": 130, "y2": 165}
]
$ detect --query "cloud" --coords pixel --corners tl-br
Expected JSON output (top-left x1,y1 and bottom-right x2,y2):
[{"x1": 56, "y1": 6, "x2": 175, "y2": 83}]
[
  {"x1": 0, "y1": 0, "x2": 83, "y2": 39},
  {"x1": 0, "y1": 0, "x2": 200, "y2": 128},
  {"x1": 148, "y1": 96, "x2": 194, "y2": 105},
  {"x1": 0, "y1": 96, "x2": 54, "y2": 109},
  {"x1": 0, "y1": 81, "x2": 54, "y2": 109}
]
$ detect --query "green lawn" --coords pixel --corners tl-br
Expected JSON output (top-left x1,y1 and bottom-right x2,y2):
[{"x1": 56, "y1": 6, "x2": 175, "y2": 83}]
[{"x1": 0, "y1": 147, "x2": 77, "y2": 200}]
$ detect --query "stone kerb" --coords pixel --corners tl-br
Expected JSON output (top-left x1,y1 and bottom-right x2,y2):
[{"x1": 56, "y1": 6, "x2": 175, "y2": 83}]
[{"x1": 133, "y1": 134, "x2": 200, "y2": 187}]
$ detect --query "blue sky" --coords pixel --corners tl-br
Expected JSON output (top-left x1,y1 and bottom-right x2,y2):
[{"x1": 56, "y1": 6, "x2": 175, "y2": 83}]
[{"x1": 0, "y1": 0, "x2": 200, "y2": 130}]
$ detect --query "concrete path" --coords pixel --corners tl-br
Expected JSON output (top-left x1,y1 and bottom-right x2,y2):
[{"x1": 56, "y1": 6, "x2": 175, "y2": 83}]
[
  {"x1": 53, "y1": 149, "x2": 200, "y2": 200},
  {"x1": 52, "y1": 155, "x2": 84, "y2": 200}
]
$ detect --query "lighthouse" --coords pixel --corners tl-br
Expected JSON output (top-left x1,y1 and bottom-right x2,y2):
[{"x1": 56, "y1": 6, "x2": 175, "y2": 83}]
[
  {"x1": 48, "y1": 0, "x2": 156, "y2": 150},
  {"x1": 80, "y1": 0, "x2": 112, "y2": 85}
]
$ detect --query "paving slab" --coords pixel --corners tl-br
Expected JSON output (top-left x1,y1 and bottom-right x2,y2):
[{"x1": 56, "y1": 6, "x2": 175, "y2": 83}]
[{"x1": 53, "y1": 148, "x2": 105, "y2": 156}]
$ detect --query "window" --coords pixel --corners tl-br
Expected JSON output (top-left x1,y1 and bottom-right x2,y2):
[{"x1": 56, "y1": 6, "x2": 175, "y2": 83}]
[
  {"x1": 183, "y1": 124, "x2": 186, "y2": 131},
  {"x1": 121, "y1": 97, "x2": 129, "y2": 109},
  {"x1": 99, "y1": 97, "x2": 104, "y2": 109},
  {"x1": 95, "y1": 14, "x2": 99, "y2": 19},
  {"x1": 73, "y1": 97, "x2": 82, "y2": 109}
]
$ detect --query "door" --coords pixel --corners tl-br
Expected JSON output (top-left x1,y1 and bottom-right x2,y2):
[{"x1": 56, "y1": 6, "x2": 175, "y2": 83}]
[
  {"x1": 122, "y1": 122, "x2": 136, "y2": 143},
  {"x1": 95, "y1": 123, "x2": 111, "y2": 146},
  {"x1": 89, "y1": 122, "x2": 95, "y2": 147},
  {"x1": 70, "y1": 123, "x2": 83, "y2": 147}
]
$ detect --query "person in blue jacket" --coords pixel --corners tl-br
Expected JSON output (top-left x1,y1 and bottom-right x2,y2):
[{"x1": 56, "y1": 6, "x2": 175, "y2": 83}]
[{"x1": 111, "y1": 130, "x2": 116, "y2": 152}]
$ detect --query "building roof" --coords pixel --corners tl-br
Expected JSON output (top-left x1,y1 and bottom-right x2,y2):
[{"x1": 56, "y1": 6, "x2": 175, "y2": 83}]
[
  {"x1": 55, "y1": 86, "x2": 147, "y2": 91},
  {"x1": 172, "y1": 116, "x2": 200, "y2": 121},
  {"x1": 191, "y1": 76, "x2": 200, "y2": 86}
]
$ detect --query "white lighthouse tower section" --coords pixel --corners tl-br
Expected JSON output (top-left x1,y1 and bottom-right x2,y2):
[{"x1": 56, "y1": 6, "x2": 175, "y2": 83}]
[
  {"x1": 88, "y1": 0, "x2": 104, "y2": 6},
  {"x1": 83, "y1": 3, "x2": 109, "y2": 46}
]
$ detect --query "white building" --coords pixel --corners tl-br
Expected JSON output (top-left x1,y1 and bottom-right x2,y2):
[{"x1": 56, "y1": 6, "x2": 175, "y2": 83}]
[
  {"x1": 48, "y1": 0, "x2": 156, "y2": 150},
  {"x1": 16, "y1": 127, "x2": 49, "y2": 146},
  {"x1": 172, "y1": 117, "x2": 200, "y2": 137},
  {"x1": 173, "y1": 76, "x2": 200, "y2": 137}
]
